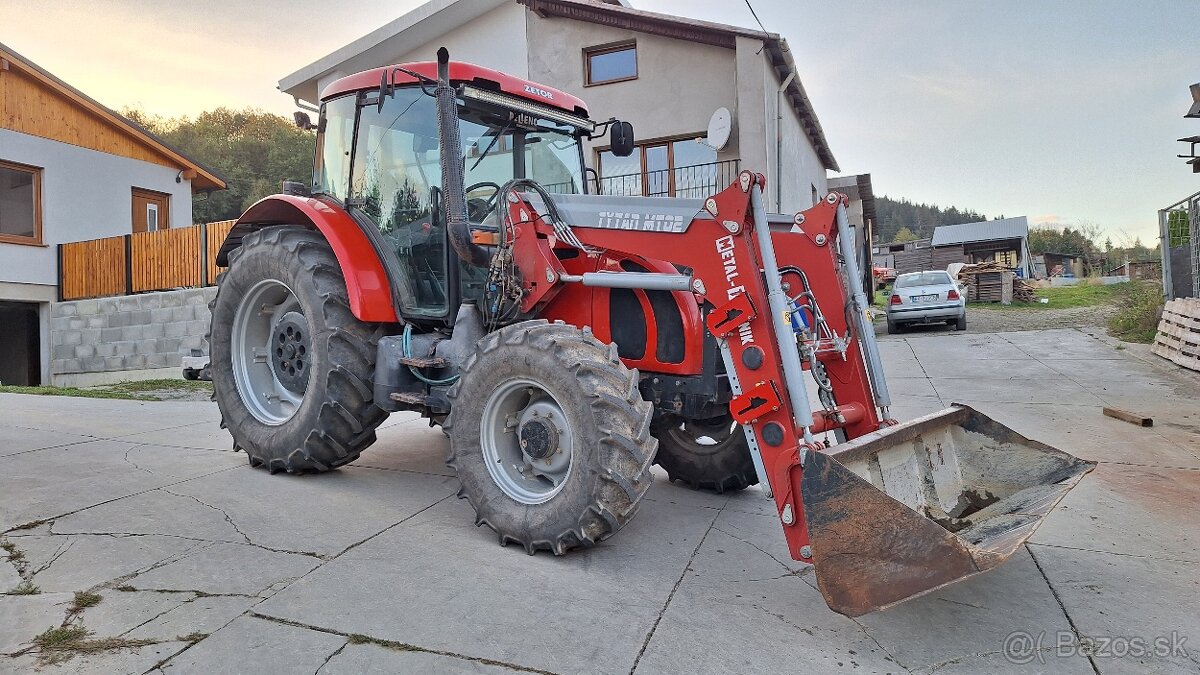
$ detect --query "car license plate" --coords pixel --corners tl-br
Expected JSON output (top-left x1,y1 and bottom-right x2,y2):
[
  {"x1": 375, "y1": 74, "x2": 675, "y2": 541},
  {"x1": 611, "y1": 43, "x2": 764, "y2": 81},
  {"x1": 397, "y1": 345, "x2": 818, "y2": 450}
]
[{"x1": 911, "y1": 294, "x2": 938, "y2": 303}]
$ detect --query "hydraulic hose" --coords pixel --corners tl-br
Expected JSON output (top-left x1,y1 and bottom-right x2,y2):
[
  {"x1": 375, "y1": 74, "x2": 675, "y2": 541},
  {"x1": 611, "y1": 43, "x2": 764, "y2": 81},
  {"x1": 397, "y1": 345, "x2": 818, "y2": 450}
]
[{"x1": 435, "y1": 47, "x2": 490, "y2": 268}]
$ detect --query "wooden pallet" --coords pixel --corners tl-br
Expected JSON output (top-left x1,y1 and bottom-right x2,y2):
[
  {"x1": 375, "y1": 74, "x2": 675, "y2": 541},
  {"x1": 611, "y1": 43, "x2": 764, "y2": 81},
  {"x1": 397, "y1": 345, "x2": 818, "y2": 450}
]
[{"x1": 1152, "y1": 298, "x2": 1200, "y2": 371}]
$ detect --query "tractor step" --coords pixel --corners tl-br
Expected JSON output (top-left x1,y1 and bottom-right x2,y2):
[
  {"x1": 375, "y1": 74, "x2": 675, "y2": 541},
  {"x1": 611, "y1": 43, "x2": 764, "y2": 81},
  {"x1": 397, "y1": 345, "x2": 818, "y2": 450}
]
[
  {"x1": 398, "y1": 355, "x2": 447, "y2": 368},
  {"x1": 390, "y1": 391, "x2": 431, "y2": 405}
]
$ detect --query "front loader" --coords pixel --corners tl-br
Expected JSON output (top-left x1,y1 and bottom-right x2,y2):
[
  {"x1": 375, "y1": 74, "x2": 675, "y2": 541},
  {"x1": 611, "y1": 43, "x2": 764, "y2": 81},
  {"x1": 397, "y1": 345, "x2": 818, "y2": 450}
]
[{"x1": 209, "y1": 49, "x2": 1093, "y2": 616}]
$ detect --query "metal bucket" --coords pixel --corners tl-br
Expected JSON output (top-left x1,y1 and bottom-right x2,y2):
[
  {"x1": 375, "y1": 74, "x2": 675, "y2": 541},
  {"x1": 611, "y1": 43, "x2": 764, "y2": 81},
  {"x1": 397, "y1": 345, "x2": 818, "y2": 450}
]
[{"x1": 801, "y1": 405, "x2": 1095, "y2": 617}]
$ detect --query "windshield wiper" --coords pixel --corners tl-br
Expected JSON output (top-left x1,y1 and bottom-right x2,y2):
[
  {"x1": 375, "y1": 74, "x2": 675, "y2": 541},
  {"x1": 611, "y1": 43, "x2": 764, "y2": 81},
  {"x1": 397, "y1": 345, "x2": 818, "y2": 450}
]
[{"x1": 470, "y1": 119, "x2": 514, "y2": 172}]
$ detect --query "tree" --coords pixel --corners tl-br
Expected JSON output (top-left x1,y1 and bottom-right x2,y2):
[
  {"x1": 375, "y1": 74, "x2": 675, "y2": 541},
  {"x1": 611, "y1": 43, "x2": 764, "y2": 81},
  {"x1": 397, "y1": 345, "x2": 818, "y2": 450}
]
[
  {"x1": 874, "y1": 196, "x2": 988, "y2": 243},
  {"x1": 124, "y1": 107, "x2": 315, "y2": 222},
  {"x1": 892, "y1": 226, "x2": 919, "y2": 243}
]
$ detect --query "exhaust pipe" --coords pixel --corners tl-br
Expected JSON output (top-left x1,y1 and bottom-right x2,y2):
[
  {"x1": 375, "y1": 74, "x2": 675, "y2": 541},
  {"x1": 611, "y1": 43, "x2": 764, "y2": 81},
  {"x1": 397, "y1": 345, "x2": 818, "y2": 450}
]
[{"x1": 434, "y1": 47, "x2": 490, "y2": 268}]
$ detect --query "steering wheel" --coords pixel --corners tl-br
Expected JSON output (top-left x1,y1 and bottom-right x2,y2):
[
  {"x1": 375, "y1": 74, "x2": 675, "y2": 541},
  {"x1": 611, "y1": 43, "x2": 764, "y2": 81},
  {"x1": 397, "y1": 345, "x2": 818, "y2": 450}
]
[{"x1": 465, "y1": 181, "x2": 502, "y2": 222}]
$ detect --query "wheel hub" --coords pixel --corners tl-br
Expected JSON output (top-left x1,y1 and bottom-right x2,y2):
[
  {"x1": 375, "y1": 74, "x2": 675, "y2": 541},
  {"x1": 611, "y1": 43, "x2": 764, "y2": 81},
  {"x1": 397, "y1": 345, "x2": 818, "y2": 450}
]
[
  {"x1": 519, "y1": 417, "x2": 559, "y2": 459},
  {"x1": 480, "y1": 380, "x2": 574, "y2": 505},
  {"x1": 272, "y1": 311, "x2": 311, "y2": 394}
]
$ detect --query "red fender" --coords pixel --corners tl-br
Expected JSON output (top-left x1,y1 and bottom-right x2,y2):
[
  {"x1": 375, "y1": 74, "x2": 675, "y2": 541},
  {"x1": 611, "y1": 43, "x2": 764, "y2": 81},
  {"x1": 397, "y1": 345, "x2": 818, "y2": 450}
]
[{"x1": 218, "y1": 195, "x2": 399, "y2": 323}]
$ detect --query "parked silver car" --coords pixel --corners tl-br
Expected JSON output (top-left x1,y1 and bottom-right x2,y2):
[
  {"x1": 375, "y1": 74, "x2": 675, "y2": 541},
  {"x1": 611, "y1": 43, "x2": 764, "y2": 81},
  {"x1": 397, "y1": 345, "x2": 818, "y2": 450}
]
[{"x1": 886, "y1": 271, "x2": 966, "y2": 334}]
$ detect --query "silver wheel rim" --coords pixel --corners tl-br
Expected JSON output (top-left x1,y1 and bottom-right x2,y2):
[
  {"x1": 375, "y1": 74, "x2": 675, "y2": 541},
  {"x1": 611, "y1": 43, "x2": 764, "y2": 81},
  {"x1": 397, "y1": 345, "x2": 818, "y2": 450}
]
[
  {"x1": 480, "y1": 378, "x2": 574, "y2": 505},
  {"x1": 230, "y1": 278, "x2": 309, "y2": 425}
]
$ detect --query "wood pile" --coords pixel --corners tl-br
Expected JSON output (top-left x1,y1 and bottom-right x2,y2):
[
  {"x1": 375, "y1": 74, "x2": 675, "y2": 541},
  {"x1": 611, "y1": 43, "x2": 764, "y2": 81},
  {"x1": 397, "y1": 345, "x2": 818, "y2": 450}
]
[
  {"x1": 1153, "y1": 298, "x2": 1200, "y2": 372},
  {"x1": 957, "y1": 262, "x2": 1036, "y2": 303}
]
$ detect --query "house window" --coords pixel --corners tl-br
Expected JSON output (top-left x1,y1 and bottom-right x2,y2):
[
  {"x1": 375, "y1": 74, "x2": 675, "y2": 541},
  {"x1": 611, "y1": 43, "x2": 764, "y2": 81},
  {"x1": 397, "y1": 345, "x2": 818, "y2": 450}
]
[
  {"x1": 585, "y1": 43, "x2": 637, "y2": 86},
  {"x1": 131, "y1": 188, "x2": 170, "y2": 233},
  {"x1": 597, "y1": 138, "x2": 721, "y2": 198},
  {"x1": 0, "y1": 160, "x2": 42, "y2": 245}
]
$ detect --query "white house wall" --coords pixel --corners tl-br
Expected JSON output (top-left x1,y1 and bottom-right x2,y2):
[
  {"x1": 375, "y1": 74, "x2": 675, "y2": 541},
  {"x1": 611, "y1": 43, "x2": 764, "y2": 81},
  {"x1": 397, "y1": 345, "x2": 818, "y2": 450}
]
[
  {"x1": 0, "y1": 128, "x2": 194, "y2": 287},
  {"x1": 526, "y1": 14, "x2": 738, "y2": 166},
  {"x1": 734, "y1": 36, "x2": 826, "y2": 215},
  {"x1": 314, "y1": 2, "x2": 529, "y2": 102}
]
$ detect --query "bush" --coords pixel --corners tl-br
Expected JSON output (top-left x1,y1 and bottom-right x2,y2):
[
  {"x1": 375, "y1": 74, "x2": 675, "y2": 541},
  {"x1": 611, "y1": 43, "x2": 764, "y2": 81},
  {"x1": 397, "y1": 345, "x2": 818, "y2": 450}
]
[{"x1": 1107, "y1": 281, "x2": 1164, "y2": 343}]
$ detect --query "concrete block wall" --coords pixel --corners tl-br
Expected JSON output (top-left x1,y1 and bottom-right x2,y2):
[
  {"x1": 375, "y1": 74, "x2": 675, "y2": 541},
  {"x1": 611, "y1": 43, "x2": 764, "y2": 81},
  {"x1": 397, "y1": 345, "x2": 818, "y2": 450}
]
[{"x1": 49, "y1": 287, "x2": 216, "y2": 386}]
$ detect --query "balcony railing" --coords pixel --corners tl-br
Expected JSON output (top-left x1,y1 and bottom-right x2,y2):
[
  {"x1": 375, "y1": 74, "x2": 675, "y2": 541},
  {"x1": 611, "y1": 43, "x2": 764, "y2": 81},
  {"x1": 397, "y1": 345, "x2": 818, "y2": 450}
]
[{"x1": 598, "y1": 159, "x2": 741, "y2": 199}]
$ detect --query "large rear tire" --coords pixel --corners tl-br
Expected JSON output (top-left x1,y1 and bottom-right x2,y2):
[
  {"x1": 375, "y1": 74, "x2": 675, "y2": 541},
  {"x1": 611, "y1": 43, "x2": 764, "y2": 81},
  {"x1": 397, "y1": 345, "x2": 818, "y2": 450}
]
[
  {"x1": 652, "y1": 414, "x2": 758, "y2": 493},
  {"x1": 209, "y1": 226, "x2": 387, "y2": 473},
  {"x1": 446, "y1": 321, "x2": 656, "y2": 554}
]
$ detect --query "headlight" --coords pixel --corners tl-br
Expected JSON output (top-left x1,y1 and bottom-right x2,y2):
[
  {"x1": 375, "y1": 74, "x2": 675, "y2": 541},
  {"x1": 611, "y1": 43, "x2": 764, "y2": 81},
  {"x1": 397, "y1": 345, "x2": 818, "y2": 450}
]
[{"x1": 460, "y1": 85, "x2": 593, "y2": 132}]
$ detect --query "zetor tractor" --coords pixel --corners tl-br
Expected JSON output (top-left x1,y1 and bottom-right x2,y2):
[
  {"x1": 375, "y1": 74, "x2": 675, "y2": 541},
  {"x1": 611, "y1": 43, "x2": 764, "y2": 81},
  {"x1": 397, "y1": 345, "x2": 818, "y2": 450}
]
[{"x1": 210, "y1": 49, "x2": 1093, "y2": 616}]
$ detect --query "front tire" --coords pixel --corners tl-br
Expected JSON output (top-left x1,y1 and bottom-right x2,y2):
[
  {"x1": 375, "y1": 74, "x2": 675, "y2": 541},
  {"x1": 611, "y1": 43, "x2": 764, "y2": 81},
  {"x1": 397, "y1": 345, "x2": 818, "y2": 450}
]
[
  {"x1": 652, "y1": 414, "x2": 758, "y2": 493},
  {"x1": 209, "y1": 226, "x2": 387, "y2": 473},
  {"x1": 446, "y1": 321, "x2": 656, "y2": 554}
]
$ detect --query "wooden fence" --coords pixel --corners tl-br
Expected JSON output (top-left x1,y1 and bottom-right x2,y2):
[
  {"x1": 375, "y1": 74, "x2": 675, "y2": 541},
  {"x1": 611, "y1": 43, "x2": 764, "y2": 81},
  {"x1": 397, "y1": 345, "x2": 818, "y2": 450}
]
[
  {"x1": 58, "y1": 220, "x2": 237, "y2": 301},
  {"x1": 1152, "y1": 298, "x2": 1200, "y2": 372}
]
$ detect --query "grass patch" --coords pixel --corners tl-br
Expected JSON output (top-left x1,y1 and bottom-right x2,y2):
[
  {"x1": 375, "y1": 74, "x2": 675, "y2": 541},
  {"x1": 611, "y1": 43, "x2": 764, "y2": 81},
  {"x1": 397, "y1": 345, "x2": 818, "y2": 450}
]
[
  {"x1": 0, "y1": 378, "x2": 211, "y2": 401},
  {"x1": 96, "y1": 379, "x2": 212, "y2": 395},
  {"x1": 11, "y1": 580, "x2": 40, "y2": 595},
  {"x1": 72, "y1": 591, "x2": 102, "y2": 609},
  {"x1": 0, "y1": 384, "x2": 155, "y2": 401},
  {"x1": 1107, "y1": 280, "x2": 1164, "y2": 344},
  {"x1": 970, "y1": 280, "x2": 1120, "y2": 310},
  {"x1": 31, "y1": 625, "x2": 157, "y2": 666}
]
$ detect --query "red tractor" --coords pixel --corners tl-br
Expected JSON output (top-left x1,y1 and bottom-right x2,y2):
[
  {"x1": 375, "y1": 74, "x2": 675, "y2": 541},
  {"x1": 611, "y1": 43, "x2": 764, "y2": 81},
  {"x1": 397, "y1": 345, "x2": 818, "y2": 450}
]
[{"x1": 209, "y1": 50, "x2": 1092, "y2": 616}]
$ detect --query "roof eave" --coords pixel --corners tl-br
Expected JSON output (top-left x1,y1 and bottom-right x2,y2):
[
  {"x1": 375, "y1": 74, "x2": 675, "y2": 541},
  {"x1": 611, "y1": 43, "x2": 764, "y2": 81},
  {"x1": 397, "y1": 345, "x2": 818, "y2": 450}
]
[{"x1": 0, "y1": 41, "x2": 227, "y2": 192}]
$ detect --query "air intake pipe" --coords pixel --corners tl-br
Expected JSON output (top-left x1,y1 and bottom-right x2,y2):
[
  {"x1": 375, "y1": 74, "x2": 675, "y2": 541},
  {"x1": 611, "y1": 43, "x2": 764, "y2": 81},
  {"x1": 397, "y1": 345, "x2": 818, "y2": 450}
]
[{"x1": 435, "y1": 47, "x2": 491, "y2": 267}]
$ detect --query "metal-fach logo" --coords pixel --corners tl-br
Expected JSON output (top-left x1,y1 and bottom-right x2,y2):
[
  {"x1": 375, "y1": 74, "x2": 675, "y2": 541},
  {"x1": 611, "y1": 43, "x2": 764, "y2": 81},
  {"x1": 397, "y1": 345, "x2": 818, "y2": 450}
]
[{"x1": 1003, "y1": 630, "x2": 1188, "y2": 665}]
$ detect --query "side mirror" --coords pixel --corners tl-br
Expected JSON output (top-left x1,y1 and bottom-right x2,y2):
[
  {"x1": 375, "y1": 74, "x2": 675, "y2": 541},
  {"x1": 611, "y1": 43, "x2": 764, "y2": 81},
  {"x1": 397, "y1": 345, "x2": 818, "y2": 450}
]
[
  {"x1": 610, "y1": 121, "x2": 635, "y2": 157},
  {"x1": 293, "y1": 111, "x2": 316, "y2": 131}
]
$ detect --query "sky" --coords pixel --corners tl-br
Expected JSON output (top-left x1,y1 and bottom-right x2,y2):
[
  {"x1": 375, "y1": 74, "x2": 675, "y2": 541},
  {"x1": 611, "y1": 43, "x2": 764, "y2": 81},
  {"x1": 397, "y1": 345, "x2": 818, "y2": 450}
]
[{"x1": 3, "y1": 0, "x2": 1198, "y2": 244}]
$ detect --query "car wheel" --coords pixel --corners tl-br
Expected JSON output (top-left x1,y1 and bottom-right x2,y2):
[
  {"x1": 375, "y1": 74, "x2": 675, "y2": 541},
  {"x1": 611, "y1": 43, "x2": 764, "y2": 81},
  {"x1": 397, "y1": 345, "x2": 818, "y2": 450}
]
[
  {"x1": 955, "y1": 314, "x2": 967, "y2": 331},
  {"x1": 886, "y1": 320, "x2": 898, "y2": 334}
]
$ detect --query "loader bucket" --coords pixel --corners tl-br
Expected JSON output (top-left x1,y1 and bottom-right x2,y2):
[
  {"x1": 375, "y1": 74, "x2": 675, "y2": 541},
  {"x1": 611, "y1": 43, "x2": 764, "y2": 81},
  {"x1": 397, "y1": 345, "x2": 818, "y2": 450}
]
[{"x1": 801, "y1": 405, "x2": 1094, "y2": 617}]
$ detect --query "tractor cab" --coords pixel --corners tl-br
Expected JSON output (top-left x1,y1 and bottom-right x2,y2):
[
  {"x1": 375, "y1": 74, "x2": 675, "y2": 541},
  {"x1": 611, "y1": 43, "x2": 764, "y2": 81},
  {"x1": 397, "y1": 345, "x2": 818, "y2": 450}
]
[{"x1": 309, "y1": 62, "x2": 624, "y2": 324}]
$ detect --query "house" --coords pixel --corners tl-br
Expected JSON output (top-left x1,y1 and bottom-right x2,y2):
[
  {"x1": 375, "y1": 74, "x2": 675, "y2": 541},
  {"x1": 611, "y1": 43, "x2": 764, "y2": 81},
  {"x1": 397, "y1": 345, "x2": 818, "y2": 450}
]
[
  {"x1": 828, "y1": 174, "x2": 876, "y2": 293},
  {"x1": 931, "y1": 216, "x2": 1033, "y2": 278},
  {"x1": 277, "y1": 0, "x2": 838, "y2": 214},
  {"x1": 0, "y1": 42, "x2": 226, "y2": 386}
]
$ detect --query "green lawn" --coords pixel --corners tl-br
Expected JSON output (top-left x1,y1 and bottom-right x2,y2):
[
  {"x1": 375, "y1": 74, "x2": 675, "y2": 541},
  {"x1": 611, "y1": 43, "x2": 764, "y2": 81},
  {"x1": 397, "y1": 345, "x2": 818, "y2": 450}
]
[{"x1": 969, "y1": 282, "x2": 1119, "y2": 310}]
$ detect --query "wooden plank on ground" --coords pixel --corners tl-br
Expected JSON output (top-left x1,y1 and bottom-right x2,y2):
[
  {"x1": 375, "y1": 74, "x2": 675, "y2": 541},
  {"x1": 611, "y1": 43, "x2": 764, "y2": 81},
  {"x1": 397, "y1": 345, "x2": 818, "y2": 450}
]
[{"x1": 1103, "y1": 407, "x2": 1153, "y2": 427}]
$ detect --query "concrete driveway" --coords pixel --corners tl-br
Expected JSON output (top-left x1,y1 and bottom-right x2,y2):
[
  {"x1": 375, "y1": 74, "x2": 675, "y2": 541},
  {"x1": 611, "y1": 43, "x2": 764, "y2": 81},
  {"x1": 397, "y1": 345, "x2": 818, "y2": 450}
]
[{"x1": 2, "y1": 328, "x2": 1198, "y2": 674}]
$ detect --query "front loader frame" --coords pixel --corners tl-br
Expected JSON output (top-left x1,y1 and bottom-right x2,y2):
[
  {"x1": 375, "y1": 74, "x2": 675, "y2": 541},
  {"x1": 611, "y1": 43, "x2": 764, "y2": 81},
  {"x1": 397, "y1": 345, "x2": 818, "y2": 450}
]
[{"x1": 505, "y1": 171, "x2": 890, "y2": 563}]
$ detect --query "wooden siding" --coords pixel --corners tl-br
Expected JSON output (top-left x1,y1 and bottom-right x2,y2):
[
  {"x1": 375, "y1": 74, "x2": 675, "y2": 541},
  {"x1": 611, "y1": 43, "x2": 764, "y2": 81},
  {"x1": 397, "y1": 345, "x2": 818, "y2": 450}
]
[
  {"x1": 130, "y1": 227, "x2": 203, "y2": 292},
  {"x1": 0, "y1": 64, "x2": 180, "y2": 170},
  {"x1": 60, "y1": 237, "x2": 127, "y2": 300},
  {"x1": 204, "y1": 220, "x2": 236, "y2": 285}
]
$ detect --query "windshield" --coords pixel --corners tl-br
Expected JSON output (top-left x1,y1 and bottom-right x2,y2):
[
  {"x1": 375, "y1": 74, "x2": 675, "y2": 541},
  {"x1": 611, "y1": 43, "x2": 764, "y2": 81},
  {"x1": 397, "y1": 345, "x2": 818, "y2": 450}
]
[
  {"x1": 314, "y1": 86, "x2": 585, "y2": 318},
  {"x1": 895, "y1": 272, "x2": 953, "y2": 288}
]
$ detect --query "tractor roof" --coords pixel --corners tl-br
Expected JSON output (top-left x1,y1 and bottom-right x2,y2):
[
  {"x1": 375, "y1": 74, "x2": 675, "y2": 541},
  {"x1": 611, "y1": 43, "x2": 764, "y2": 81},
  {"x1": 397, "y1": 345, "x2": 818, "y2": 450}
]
[{"x1": 321, "y1": 61, "x2": 589, "y2": 117}]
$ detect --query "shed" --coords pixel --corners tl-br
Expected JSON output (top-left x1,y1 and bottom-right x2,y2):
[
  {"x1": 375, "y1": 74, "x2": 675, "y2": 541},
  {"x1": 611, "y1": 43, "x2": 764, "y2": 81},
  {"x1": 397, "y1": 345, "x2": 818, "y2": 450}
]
[{"x1": 931, "y1": 216, "x2": 1032, "y2": 277}]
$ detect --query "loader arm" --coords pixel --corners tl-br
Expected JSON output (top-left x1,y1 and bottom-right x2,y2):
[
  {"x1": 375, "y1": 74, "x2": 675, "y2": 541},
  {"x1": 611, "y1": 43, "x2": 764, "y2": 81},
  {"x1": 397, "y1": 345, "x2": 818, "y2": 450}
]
[
  {"x1": 506, "y1": 172, "x2": 867, "y2": 564},
  {"x1": 503, "y1": 171, "x2": 1094, "y2": 616}
]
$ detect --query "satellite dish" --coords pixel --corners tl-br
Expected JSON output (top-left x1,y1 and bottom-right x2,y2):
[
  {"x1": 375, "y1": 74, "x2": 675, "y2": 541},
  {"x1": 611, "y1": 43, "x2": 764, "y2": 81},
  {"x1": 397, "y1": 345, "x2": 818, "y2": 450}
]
[{"x1": 704, "y1": 107, "x2": 732, "y2": 150}]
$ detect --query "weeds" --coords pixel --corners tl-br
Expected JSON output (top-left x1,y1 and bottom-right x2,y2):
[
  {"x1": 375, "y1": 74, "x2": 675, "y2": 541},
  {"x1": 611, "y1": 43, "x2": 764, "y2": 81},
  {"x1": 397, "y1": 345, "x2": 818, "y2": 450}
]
[
  {"x1": 72, "y1": 591, "x2": 102, "y2": 609},
  {"x1": 1107, "y1": 280, "x2": 1164, "y2": 344},
  {"x1": 30, "y1": 625, "x2": 157, "y2": 666},
  {"x1": 10, "y1": 580, "x2": 40, "y2": 595}
]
